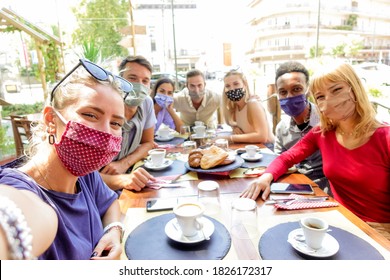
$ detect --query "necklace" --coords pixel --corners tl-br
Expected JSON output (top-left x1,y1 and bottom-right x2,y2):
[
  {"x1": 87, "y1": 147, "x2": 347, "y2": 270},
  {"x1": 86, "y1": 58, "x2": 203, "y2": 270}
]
[
  {"x1": 32, "y1": 160, "x2": 77, "y2": 193},
  {"x1": 337, "y1": 127, "x2": 355, "y2": 137},
  {"x1": 34, "y1": 161, "x2": 54, "y2": 191}
]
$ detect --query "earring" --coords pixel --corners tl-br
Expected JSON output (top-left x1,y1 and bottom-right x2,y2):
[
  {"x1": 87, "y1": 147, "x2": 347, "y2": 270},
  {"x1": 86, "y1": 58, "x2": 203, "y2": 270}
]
[{"x1": 48, "y1": 134, "x2": 55, "y2": 145}]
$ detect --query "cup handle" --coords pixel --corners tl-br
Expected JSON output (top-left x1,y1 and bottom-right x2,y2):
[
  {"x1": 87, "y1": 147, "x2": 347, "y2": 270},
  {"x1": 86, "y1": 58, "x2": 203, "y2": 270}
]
[{"x1": 195, "y1": 217, "x2": 204, "y2": 230}]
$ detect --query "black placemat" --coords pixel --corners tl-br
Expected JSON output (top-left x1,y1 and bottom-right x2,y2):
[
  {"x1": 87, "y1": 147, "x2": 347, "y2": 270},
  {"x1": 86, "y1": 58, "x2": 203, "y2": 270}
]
[
  {"x1": 259, "y1": 222, "x2": 385, "y2": 260},
  {"x1": 155, "y1": 136, "x2": 185, "y2": 145},
  {"x1": 125, "y1": 213, "x2": 231, "y2": 260},
  {"x1": 240, "y1": 153, "x2": 278, "y2": 168}
]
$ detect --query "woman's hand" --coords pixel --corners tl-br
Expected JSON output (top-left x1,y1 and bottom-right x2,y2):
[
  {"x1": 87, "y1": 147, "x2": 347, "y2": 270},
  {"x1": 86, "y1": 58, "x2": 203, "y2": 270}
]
[
  {"x1": 118, "y1": 168, "x2": 155, "y2": 191},
  {"x1": 240, "y1": 173, "x2": 273, "y2": 200},
  {"x1": 90, "y1": 228, "x2": 122, "y2": 260}
]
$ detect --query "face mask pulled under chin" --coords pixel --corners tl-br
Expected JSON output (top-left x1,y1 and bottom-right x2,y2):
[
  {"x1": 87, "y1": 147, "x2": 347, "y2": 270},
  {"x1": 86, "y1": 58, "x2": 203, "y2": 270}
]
[
  {"x1": 188, "y1": 90, "x2": 205, "y2": 101},
  {"x1": 125, "y1": 82, "x2": 149, "y2": 107}
]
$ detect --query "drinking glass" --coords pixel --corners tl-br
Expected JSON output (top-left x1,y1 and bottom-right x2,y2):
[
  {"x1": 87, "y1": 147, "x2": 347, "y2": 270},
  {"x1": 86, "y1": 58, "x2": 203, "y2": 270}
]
[
  {"x1": 183, "y1": 140, "x2": 197, "y2": 154},
  {"x1": 180, "y1": 125, "x2": 191, "y2": 139},
  {"x1": 197, "y1": 181, "x2": 221, "y2": 216},
  {"x1": 215, "y1": 138, "x2": 229, "y2": 151},
  {"x1": 230, "y1": 198, "x2": 259, "y2": 239}
]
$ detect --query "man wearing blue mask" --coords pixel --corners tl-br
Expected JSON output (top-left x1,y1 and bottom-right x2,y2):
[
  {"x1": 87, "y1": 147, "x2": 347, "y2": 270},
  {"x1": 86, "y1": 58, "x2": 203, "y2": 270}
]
[
  {"x1": 274, "y1": 61, "x2": 330, "y2": 194},
  {"x1": 173, "y1": 69, "x2": 220, "y2": 128},
  {"x1": 100, "y1": 56, "x2": 157, "y2": 192}
]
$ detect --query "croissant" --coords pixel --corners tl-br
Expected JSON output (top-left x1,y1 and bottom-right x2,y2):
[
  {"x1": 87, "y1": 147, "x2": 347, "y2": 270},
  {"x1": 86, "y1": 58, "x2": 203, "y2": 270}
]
[
  {"x1": 188, "y1": 149, "x2": 203, "y2": 168},
  {"x1": 200, "y1": 146, "x2": 229, "y2": 169}
]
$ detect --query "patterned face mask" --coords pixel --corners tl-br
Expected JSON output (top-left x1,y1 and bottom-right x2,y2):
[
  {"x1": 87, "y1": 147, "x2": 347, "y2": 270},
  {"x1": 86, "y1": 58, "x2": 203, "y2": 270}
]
[
  {"x1": 53, "y1": 111, "x2": 122, "y2": 176},
  {"x1": 155, "y1": 93, "x2": 174, "y2": 108},
  {"x1": 225, "y1": 88, "x2": 245, "y2": 101}
]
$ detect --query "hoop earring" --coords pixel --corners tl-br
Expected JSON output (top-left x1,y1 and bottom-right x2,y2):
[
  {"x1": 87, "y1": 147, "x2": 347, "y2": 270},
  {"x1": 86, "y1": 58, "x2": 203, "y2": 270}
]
[{"x1": 48, "y1": 134, "x2": 55, "y2": 145}]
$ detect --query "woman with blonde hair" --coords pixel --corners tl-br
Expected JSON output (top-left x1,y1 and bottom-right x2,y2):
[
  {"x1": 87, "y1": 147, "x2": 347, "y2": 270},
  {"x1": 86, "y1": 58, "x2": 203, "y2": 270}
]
[
  {"x1": 0, "y1": 59, "x2": 132, "y2": 259},
  {"x1": 241, "y1": 63, "x2": 390, "y2": 236},
  {"x1": 219, "y1": 70, "x2": 274, "y2": 146}
]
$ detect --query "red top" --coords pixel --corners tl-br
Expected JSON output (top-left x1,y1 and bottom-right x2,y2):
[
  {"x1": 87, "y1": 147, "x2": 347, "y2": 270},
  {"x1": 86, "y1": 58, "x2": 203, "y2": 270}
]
[{"x1": 266, "y1": 126, "x2": 390, "y2": 222}]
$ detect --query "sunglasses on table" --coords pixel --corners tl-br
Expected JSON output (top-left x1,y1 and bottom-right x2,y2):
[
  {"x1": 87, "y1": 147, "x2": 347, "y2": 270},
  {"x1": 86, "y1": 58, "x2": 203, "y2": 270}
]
[{"x1": 50, "y1": 58, "x2": 135, "y2": 103}]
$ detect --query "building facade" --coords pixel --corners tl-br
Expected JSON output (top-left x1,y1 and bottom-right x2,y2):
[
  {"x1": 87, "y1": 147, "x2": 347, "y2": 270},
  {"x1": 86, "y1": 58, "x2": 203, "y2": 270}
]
[{"x1": 246, "y1": 0, "x2": 390, "y2": 77}]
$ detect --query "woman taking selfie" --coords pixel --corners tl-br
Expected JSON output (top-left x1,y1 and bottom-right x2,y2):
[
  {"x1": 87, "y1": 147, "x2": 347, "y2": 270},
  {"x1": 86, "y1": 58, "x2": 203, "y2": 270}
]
[{"x1": 0, "y1": 59, "x2": 133, "y2": 259}]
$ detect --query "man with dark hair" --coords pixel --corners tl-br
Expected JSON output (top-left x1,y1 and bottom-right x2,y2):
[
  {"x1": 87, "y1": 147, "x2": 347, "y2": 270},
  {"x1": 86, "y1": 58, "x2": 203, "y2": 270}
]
[
  {"x1": 173, "y1": 69, "x2": 220, "y2": 127},
  {"x1": 100, "y1": 55, "x2": 156, "y2": 192},
  {"x1": 274, "y1": 61, "x2": 330, "y2": 193}
]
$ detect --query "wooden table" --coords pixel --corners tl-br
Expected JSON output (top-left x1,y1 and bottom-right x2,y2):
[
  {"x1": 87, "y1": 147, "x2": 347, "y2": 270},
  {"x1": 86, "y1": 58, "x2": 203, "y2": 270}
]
[{"x1": 118, "y1": 142, "x2": 390, "y2": 259}]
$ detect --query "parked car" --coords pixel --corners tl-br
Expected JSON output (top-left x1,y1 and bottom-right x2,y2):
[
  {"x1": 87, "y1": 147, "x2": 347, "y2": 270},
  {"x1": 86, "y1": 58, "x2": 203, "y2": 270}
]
[
  {"x1": 150, "y1": 72, "x2": 186, "y2": 91},
  {"x1": 353, "y1": 62, "x2": 390, "y2": 86}
]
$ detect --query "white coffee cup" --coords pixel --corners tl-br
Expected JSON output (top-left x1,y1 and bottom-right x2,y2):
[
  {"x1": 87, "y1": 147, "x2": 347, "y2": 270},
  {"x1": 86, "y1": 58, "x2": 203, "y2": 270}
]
[
  {"x1": 194, "y1": 125, "x2": 206, "y2": 137},
  {"x1": 299, "y1": 217, "x2": 329, "y2": 249},
  {"x1": 245, "y1": 145, "x2": 258, "y2": 158},
  {"x1": 148, "y1": 149, "x2": 166, "y2": 167},
  {"x1": 194, "y1": 121, "x2": 204, "y2": 127},
  {"x1": 173, "y1": 202, "x2": 205, "y2": 237},
  {"x1": 158, "y1": 128, "x2": 171, "y2": 139}
]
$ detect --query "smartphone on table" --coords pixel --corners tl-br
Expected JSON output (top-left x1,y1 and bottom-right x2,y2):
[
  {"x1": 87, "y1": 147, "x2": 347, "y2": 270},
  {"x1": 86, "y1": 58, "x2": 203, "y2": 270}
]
[
  {"x1": 270, "y1": 183, "x2": 314, "y2": 194},
  {"x1": 146, "y1": 198, "x2": 178, "y2": 212}
]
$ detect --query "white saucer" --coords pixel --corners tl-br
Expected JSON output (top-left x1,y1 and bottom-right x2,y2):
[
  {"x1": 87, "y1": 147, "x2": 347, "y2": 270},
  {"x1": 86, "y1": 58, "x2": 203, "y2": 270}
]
[
  {"x1": 191, "y1": 133, "x2": 206, "y2": 139},
  {"x1": 287, "y1": 228, "x2": 339, "y2": 258},
  {"x1": 241, "y1": 152, "x2": 263, "y2": 161},
  {"x1": 165, "y1": 217, "x2": 215, "y2": 244},
  {"x1": 144, "y1": 159, "x2": 173, "y2": 170},
  {"x1": 155, "y1": 135, "x2": 175, "y2": 141}
]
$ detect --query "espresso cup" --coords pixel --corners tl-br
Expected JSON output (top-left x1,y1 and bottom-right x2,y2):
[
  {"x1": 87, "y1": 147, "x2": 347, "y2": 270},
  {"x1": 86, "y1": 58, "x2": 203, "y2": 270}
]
[
  {"x1": 194, "y1": 121, "x2": 204, "y2": 127},
  {"x1": 299, "y1": 217, "x2": 329, "y2": 249},
  {"x1": 245, "y1": 145, "x2": 258, "y2": 158},
  {"x1": 148, "y1": 149, "x2": 166, "y2": 167},
  {"x1": 173, "y1": 202, "x2": 205, "y2": 237},
  {"x1": 158, "y1": 128, "x2": 171, "y2": 139},
  {"x1": 194, "y1": 125, "x2": 206, "y2": 137}
]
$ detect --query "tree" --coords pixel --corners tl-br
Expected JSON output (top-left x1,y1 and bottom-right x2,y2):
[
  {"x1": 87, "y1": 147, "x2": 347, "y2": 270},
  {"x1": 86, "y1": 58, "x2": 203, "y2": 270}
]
[{"x1": 72, "y1": 0, "x2": 129, "y2": 60}]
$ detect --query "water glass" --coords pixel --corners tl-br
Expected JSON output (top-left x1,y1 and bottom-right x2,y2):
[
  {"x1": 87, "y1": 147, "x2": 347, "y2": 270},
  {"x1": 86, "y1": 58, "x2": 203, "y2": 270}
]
[
  {"x1": 215, "y1": 138, "x2": 229, "y2": 151},
  {"x1": 183, "y1": 140, "x2": 197, "y2": 154},
  {"x1": 230, "y1": 198, "x2": 259, "y2": 239},
  {"x1": 197, "y1": 181, "x2": 221, "y2": 216},
  {"x1": 180, "y1": 125, "x2": 191, "y2": 138}
]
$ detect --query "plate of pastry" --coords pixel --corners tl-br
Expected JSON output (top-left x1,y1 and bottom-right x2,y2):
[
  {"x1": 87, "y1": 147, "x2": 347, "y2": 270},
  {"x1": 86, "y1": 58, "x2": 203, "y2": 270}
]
[{"x1": 184, "y1": 146, "x2": 244, "y2": 173}]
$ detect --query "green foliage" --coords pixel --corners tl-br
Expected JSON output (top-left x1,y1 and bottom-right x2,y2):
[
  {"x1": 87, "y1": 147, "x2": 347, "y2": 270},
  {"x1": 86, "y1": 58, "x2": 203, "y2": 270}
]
[
  {"x1": 1, "y1": 102, "x2": 44, "y2": 118},
  {"x1": 309, "y1": 45, "x2": 325, "y2": 58},
  {"x1": 368, "y1": 88, "x2": 382, "y2": 98},
  {"x1": 42, "y1": 40, "x2": 61, "y2": 83},
  {"x1": 72, "y1": 0, "x2": 129, "y2": 60},
  {"x1": 81, "y1": 40, "x2": 102, "y2": 63},
  {"x1": 0, "y1": 124, "x2": 15, "y2": 158}
]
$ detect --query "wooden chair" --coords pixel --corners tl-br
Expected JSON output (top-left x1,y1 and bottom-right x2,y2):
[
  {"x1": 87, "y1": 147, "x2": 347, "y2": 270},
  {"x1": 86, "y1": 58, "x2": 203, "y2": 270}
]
[{"x1": 10, "y1": 115, "x2": 33, "y2": 157}]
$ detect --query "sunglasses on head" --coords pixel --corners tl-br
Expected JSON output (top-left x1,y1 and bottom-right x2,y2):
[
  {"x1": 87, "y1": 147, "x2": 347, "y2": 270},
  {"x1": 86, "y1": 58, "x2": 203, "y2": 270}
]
[{"x1": 50, "y1": 58, "x2": 134, "y2": 103}]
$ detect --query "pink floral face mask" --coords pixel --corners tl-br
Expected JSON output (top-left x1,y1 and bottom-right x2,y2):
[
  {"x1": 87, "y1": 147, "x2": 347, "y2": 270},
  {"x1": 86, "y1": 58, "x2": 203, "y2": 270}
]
[{"x1": 53, "y1": 111, "x2": 122, "y2": 176}]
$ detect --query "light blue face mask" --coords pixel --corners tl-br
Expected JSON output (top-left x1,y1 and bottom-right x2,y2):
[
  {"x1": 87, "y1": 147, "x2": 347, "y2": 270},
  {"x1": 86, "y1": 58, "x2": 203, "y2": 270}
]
[{"x1": 124, "y1": 83, "x2": 149, "y2": 107}]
